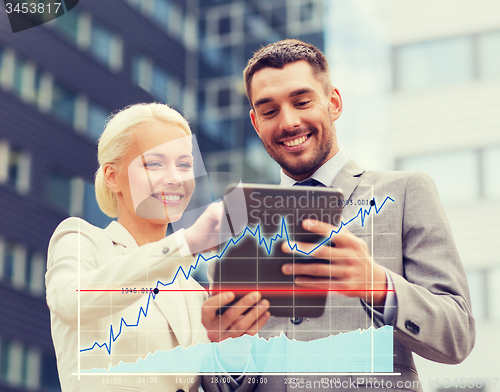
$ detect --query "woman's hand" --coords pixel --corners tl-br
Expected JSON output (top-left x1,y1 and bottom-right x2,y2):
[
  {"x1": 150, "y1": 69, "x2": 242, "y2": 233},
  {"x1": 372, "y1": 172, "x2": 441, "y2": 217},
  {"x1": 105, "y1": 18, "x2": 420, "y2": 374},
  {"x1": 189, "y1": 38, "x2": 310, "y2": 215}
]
[
  {"x1": 184, "y1": 202, "x2": 224, "y2": 254},
  {"x1": 201, "y1": 291, "x2": 270, "y2": 342}
]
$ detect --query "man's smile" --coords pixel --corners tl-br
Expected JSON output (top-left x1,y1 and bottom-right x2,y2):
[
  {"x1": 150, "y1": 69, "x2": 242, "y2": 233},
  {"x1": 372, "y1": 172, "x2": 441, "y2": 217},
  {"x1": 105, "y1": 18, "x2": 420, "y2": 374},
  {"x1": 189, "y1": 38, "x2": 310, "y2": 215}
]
[{"x1": 282, "y1": 134, "x2": 309, "y2": 147}]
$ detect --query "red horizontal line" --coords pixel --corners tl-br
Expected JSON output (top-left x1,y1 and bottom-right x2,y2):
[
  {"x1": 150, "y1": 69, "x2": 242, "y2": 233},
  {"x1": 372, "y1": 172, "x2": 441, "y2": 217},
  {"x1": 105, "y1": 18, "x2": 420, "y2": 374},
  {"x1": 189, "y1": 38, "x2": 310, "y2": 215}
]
[{"x1": 77, "y1": 289, "x2": 395, "y2": 292}]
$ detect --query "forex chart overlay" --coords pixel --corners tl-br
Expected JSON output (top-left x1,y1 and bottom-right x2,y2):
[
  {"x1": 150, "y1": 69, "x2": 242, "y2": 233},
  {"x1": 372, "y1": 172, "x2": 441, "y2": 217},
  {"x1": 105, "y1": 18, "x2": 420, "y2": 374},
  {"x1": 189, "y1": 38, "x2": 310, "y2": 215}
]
[{"x1": 83, "y1": 326, "x2": 393, "y2": 373}]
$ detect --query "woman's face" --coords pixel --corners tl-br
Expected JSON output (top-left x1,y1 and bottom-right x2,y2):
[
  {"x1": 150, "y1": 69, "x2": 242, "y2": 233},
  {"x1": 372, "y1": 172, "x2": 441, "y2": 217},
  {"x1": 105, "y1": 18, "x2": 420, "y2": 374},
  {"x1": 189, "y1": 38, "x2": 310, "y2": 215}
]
[{"x1": 115, "y1": 120, "x2": 194, "y2": 224}]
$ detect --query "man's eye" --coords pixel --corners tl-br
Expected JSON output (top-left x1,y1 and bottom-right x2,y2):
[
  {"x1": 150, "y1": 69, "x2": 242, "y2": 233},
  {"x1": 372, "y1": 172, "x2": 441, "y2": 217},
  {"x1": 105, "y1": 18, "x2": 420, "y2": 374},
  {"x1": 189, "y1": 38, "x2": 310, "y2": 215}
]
[
  {"x1": 296, "y1": 100, "x2": 311, "y2": 107},
  {"x1": 262, "y1": 109, "x2": 276, "y2": 116}
]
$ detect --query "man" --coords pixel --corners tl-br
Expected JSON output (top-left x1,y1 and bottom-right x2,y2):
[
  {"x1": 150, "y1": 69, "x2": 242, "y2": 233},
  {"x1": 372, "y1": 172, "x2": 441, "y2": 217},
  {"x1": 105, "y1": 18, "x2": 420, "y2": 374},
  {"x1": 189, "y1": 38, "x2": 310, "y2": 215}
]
[{"x1": 202, "y1": 39, "x2": 475, "y2": 391}]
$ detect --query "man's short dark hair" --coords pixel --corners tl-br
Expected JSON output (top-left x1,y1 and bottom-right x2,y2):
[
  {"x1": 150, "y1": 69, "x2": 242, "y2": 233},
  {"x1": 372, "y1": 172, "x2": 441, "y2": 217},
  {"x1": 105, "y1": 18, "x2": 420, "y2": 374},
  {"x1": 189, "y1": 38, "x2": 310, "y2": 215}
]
[{"x1": 243, "y1": 39, "x2": 332, "y2": 107}]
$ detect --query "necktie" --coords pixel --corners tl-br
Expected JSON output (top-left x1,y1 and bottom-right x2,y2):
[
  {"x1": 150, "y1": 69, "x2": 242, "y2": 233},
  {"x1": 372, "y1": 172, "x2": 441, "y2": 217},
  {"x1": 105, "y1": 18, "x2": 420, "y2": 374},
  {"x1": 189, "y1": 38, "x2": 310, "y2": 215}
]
[
  {"x1": 293, "y1": 178, "x2": 324, "y2": 187},
  {"x1": 291, "y1": 177, "x2": 326, "y2": 325}
]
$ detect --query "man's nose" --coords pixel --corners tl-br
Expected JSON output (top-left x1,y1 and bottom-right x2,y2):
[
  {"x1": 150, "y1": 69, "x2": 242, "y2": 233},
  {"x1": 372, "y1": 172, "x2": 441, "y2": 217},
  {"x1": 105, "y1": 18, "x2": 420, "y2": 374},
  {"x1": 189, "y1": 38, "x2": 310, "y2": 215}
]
[{"x1": 279, "y1": 105, "x2": 301, "y2": 132}]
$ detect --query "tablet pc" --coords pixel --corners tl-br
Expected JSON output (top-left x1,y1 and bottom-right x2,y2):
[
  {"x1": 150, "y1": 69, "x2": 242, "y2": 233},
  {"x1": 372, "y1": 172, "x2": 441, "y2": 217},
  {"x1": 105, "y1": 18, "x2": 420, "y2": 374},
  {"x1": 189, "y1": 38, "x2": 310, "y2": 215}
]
[{"x1": 212, "y1": 183, "x2": 344, "y2": 318}]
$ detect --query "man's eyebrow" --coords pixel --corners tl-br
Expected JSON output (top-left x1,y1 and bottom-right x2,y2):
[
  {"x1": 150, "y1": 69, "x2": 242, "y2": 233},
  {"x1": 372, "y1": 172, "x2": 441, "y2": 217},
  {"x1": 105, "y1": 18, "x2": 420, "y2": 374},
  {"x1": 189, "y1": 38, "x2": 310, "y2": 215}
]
[
  {"x1": 254, "y1": 88, "x2": 313, "y2": 107},
  {"x1": 290, "y1": 88, "x2": 312, "y2": 98},
  {"x1": 254, "y1": 97, "x2": 272, "y2": 107}
]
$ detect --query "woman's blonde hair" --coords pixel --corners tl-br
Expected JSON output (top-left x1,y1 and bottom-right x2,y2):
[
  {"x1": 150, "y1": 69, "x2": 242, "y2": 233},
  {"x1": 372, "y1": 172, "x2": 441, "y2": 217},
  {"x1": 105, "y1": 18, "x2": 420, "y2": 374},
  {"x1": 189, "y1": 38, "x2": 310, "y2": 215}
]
[{"x1": 95, "y1": 103, "x2": 191, "y2": 218}]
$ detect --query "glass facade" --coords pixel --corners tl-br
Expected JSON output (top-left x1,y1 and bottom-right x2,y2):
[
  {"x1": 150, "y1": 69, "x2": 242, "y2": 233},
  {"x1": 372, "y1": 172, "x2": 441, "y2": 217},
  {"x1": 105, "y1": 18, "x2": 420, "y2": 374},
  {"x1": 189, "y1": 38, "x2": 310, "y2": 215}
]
[
  {"x1": 45, "y1": 170, "x2": 72, "y2": 213},
  {"x1": 397, "y1": 149, "x2": 480, "y2": 202},
  {"x1": 394, "y1": 30, "x2": 500, "y2": 91},
  {"x1": 395, "y1": 37, "x2": 474, "y2": 91}
]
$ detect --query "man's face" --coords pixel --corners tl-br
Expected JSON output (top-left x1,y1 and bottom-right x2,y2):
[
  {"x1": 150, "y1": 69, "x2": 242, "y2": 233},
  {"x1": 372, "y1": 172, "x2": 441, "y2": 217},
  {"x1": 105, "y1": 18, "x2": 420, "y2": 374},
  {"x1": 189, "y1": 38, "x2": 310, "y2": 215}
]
[{"x1": 249, "y1": 60, "x2": 342, "y2": 181}]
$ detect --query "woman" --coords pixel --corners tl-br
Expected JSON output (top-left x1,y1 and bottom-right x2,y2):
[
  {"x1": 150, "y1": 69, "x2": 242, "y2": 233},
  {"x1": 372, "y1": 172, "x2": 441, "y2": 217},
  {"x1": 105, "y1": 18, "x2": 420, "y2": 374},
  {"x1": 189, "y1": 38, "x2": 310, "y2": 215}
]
[{"x1": 46, "y1": 103, "x2": 223, "y2": 392}]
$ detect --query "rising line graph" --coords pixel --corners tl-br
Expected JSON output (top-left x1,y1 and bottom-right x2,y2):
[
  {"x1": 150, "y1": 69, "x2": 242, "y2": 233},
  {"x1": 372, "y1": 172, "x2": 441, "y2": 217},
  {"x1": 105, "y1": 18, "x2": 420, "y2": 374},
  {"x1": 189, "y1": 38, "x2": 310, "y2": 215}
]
[{"x1": 79, "y1": 196, "x2": 395, "y2": 355}]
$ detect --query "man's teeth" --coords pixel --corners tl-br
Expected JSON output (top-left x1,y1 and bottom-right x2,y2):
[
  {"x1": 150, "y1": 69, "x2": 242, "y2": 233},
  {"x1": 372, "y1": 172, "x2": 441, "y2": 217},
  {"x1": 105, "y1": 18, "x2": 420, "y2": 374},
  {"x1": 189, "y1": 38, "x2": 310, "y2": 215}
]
[
  {"x1": 153, "y1": 194, "x2": 181, "y2": 201},
  {"x1": 283, "y1": 135, "x2": 307, "y2": 147}
]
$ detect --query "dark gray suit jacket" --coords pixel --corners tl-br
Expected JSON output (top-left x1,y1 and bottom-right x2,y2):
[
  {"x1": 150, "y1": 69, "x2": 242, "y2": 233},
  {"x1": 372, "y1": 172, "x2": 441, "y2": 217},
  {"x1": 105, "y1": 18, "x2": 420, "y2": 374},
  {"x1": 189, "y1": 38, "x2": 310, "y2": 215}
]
[{"x1": 203, "y1": 160, "x2": 475, "y2": 392}]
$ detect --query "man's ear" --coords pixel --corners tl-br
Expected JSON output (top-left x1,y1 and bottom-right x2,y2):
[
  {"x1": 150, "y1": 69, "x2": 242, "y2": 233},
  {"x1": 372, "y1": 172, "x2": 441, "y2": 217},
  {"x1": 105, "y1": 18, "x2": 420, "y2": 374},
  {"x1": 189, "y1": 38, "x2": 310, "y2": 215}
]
[
  {"x1": 329, "y1": 87, "x2": 343, "y2": 122},
  {"x1": 103, "y1": 164, "x2": 121, "y2": 194},
  {"x1": 250, "y1": 109, "x2": 261, "y2": 137}
]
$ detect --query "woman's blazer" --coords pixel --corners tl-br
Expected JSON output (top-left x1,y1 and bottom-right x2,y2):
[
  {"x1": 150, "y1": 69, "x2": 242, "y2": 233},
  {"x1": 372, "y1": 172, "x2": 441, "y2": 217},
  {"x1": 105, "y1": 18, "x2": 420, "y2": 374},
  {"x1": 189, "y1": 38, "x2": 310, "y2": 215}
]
[{"x1": 46, "y1": 217, "x2": 209, "y2": 392}]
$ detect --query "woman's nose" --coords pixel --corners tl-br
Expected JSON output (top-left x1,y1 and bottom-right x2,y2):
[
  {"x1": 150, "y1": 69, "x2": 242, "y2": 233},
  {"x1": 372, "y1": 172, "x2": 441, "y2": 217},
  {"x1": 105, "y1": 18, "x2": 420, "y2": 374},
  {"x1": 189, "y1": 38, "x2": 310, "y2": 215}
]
[{"x1": 161, "y1": 166, "x2": 183, "y2": 186}]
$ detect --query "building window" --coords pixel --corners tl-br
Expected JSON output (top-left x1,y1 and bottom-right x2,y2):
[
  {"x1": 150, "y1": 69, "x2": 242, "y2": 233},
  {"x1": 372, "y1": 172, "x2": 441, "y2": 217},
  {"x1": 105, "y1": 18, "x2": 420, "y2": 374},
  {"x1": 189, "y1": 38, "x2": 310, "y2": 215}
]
[
  {"x1": 41, "y1": 352, "x2": 60, "y2": 391},
  {"x1": 0, "y1": 241, "x2": 15, "y2": 284},
  {"x1": 394, "y1": 36, "x2": 474, "y2": 91},
  {"x1": 0, "y1": 239, "x2": 45, "y2": 296},
  {"x1": 0, "y1": 46, "x2": 107, "y2": 142},
  {"x1": 397, "y1": 149, "x2": 479, "y2": 203},
  {"x1": 489, "y1": 266, "x2": 500, "y2": 322},
  {"x1": 183, "y1": 14, "x2": 198, "y2": 51},
  {"x1": 478, "y1": 31, "x2": 500, "y2": 79},
  {"x1": 217, "y1": 88, "x2": 231, "y2": 108},
  {"x1": 202, "y1": 119, "x2": 233, "y2": 147},
  {"x1": 151, "y1": 65, "x2": 172, "y2": 103},
  {"x1": 49, "y1": 10, "x2": 122, "y2": 72},
  {"x1": 205, "y1": 3, "x2": 244, "y2": 46},
  {"x1": 24, "y1": 347, "x2": 41, "y2": 390},
  {"x1": 484, "y1": 146, "x2": 500, "y2": 198},
  {"x1": 83, "y1": 182, "x2": 113, "y2": 229},
  {"x1": 12, "y1": 57, "x2": 39, "y2": 103},
  {"x1": 0, "y1": 48, "x2": 41, "y2": 104},
  {"x1": 50, "y1": 7, "x2": 79, "y2": 44},
  {"x1": 45, "y1": 173, "x2": 84, "y2": 216},
  {"x1": 153, "y1": 0, "x2": 183, "y2": 39},
  {"x1": 245, "y1": 12, "x2": 272, "y2": 41},
  {"x1": 126, "y1": 0, "x2": 184, "y2": 41},
  {"x1": 26, "y1": 251, "x2": 46, "y2": 296},
  {"x1": 132, "y1": 55, "x2": 182, "y2": 109},
  {"x1": 0, "y1": 241, "x2": 27, "y2": 290},
  {"x1": 300, "y1": 2, "x2": 315, "y2": 22},
  {"x1": 394, "y1": 30, "x2": 500, "y2": 91},
  {"x1": 51, "y1": 82, "x2": 77, "y2": 127},
  {"x1": 0, "y1": 47, "x2": 15, "y2": 90},
  {"x1": 466, "y1": 270, "x2": 487, "y2": 321},
  {"x1": 87, "y1": 102, "x2": 110, "y2": 140},
  {"x1": 204, "y1": 78, "x2": 243, "y2": 119},
  {"x1": 0, "y1": 337, "x2": 42, "y2": 389},
  {"x1": 0, "y1": 141, "x2": 31, "y2": 194},
  {"x1": 218, "y1": 15, "x2": 231, "y2": 35},
  {"x1": 90, "y1": 20, "x2": 123, "y2": 72},
  {"x1": 132, "y1": 55, "x2": 152, "y2": 91}
]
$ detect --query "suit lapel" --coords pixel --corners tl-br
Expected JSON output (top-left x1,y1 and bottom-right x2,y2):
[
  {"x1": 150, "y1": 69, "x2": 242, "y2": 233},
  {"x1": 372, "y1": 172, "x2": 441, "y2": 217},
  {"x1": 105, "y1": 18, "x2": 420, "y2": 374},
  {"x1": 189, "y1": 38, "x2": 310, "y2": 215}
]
[
  {"x1": 153, "y1": 279, "x2": 191, "y2": 348},
  {"x1": 104, "y1": 222, "x2": 193, "y2": 348},
  {"x1": 331, "y1": 159, "x2": 364, "y2": 201}
]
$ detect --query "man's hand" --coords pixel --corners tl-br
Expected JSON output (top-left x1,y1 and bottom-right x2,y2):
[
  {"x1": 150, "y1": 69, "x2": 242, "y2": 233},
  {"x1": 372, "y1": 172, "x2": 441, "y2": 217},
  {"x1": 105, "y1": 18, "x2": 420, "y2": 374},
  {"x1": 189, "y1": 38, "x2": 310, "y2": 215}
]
[
  {"x1": 281, "y1": 219, "x2": 388, "y2": 307},
  {"x1": 202, "y1": 291, "x2": 270, "y2": 342}
]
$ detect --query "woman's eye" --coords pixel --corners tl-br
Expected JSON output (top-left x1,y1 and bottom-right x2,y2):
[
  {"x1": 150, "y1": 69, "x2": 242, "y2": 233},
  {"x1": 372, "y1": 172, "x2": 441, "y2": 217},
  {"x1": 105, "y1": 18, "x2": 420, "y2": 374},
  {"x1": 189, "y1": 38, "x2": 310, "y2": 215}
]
[
  {"x1": 145, "y1": 161, "x2": 161, "y2": 168},
  {"x1": 177, "y1": 162, "x2": 192, "y2": 169}
]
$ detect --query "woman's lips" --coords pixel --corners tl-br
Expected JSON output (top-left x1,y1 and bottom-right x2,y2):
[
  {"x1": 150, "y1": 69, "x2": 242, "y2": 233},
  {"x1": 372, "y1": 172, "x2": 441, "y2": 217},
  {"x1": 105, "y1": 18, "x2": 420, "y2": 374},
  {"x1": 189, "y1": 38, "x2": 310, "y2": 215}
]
[{"x1": 151, "y1": 192, "x2": 184, "y2": 205}]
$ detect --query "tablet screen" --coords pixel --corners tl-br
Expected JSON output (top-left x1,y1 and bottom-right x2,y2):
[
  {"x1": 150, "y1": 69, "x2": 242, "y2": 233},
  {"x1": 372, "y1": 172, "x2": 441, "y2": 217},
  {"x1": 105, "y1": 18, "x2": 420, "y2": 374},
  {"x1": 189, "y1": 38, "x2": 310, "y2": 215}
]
[{"x1": 212, "y1": 184, "x2": 344, "y2": 318}]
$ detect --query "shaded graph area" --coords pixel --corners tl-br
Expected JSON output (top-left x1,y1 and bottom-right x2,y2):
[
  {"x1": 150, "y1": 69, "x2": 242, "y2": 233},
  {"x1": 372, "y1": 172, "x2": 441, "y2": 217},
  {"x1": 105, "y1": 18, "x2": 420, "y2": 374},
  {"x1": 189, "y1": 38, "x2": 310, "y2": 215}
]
[
  {"x1": 80, "y1": 196, "x2": 395, "y2": 355},
  {"x1": 82, "y1": 326, "x2": 393, "y2": 373}
]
